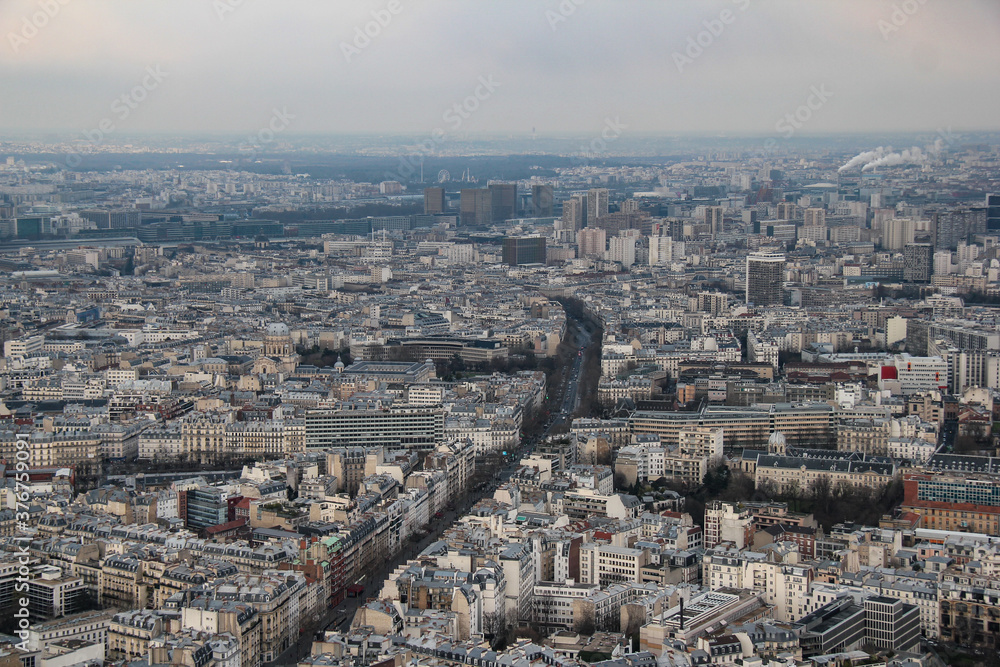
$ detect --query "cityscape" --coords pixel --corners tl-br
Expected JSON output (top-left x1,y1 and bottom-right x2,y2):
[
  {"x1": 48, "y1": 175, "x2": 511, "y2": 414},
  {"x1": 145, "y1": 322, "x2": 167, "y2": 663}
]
[{"x1": 1, "y1": 2, "x2": 1000, "y2": 667}]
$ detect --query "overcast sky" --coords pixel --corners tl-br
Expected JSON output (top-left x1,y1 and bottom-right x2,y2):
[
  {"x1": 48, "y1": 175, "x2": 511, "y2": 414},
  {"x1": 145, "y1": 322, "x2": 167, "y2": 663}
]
[{"x1": 1, "y1": 0, "x2": 998, "y2": 137}]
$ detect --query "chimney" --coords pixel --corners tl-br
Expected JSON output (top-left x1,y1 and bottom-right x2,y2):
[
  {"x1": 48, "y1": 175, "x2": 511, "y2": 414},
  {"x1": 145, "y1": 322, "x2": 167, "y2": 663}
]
[{"x1": 679, "y1": 598, "x2": 684, "y2": 631}]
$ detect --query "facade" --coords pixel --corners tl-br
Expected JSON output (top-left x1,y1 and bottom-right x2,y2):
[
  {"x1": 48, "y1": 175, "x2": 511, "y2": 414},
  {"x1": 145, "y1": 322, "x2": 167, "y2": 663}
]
[
  {"x1": 746, "y1": 253, "x2": 785, "y2": 306},
  {"x1": 903, "y1": 243, "x2": 933, "y2": 282},
  {"x1": 706, "y1": 206, "x2": 723, "y2": 237},
  {"x1": 502, "y1": 236, "x2": 546, "y2": 266},
  {"x1": 531, "y1": 184, "x2": 554, "y2": 217},
  {"x1": 305, "y1": 407, "x2": 445, "y2": 451},
  {"x1": 586, "y1": 188, "x2": 609, "y2": 225},
  {"x1": 489, "y1": 183, "x2": 517, "y2": 222},
  {"x1": 704, "y1": 501, "x2": 754, "y2": 549},
  {"x1": 424, "y1": 187, "x2": 445, "y2": 214},
  {"x1": 577, "y1": 227, "x2": 607, "y2": 257},
  {"x1": 901, "y1": 472, "x2": 1000, "y2": 535},
  {"x1": 186, "y1": 486, "x2": 229, "y2": 530},
  {"x1": 459, "y1": 189, "x2": 492, "y2": 227}
]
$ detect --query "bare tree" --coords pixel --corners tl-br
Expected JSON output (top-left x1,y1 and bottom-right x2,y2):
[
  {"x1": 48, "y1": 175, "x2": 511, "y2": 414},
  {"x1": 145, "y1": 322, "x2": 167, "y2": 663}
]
[
  {"x1": 574, "y1": 605, "x2": 596, "y2": 636},
  {"x1": 482, "y1": 606, "x2": 513, "y2": 650}
]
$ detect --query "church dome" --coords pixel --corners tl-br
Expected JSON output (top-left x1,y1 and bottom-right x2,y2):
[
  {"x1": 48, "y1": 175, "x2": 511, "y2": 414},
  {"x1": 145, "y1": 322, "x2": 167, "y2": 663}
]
[{"x1": 265, "y1": 322, "x2": 290, "y2": 337}]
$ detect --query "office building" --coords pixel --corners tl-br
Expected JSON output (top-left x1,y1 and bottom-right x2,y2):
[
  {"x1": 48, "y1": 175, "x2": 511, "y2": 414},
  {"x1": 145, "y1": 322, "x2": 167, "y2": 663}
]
[
  {"x1": 459, "y1": 189, "x2": 492, "y2": 227},
  {"x1": 745, "y1": 253, "x2": 785, "y2": 306},
  {"x1": 423, "y1": 187, "x2": 445, "y2": 214},
  {"x1": 185, "y1": 486, "x2": 229, "y2": 530},
  {"x1": 502, "y1": 236, "x2": 546, "y2": 266},
  {"x1": 80, "y1": 209, "x2": 142, "y2": 229},
  {"x1": 489, "y1": 182, "x2": 517, "y2": 222},
  {"x1": 586, "y1": 188, "x2": 609, "y2": 226},
  {"x1": 988, "y1": 194, "x2": 1000, "y2": 232},
  {"x1": 305, "y1": 407, "x2": 445, "y2": 451},
  {"x1": 863, "y1": 597, "x2": 920, "y2": 653},
  {"x1": 15, "y1": 216, "x2": 52, "y2": 239},
  {"x1": 903, "y1": 243, "x2": 933, "y2": 282},
  {"x1": 531, "y1": 184, "x2": 554, "y2": 217}
]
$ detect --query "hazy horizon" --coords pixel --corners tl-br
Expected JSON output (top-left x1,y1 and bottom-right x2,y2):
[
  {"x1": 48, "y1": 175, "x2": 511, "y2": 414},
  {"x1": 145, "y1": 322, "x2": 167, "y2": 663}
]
[{"x1": 1, "y1": 0, "x2": 998, "y2": 138}]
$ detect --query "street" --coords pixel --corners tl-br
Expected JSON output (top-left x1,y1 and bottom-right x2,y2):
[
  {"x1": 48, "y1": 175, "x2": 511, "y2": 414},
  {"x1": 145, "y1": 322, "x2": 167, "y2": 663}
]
[{"x1": 281, "y1": 306, "x2": 598, "y2": 664}]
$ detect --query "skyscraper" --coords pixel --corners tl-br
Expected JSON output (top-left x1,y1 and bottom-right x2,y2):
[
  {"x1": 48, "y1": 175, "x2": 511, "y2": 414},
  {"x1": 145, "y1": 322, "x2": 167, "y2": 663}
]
[
  {"x1": 705, "y1": 206, "x2": 723, "y2": 238},
  {"x1": 460, "y1": 189, "x2": 492, "y2": 227},
  {"x1": 561, "y1": 195, "x2": 585, "y2": 231},
  {"x1": 502, "y1": 236, "x2": 546, "y2": 265},
  {"x1": 746, "y1": 253, "x2": 785, "y2": 306},
  {"x1": 423, "y1": 187, "x2": 445, "y2": 214},
  {"x1": 586, "y1": 188, "x2": 609, "y2": 226},
  {"x1": 531, "y1": 184, "x2": 554, "y2": 217},
  {"x1": 933, "y1": 208, "x2": 985, "y2": 250},
  {"x1": 489, "y1": 182, "x2": 517, "y2": 222}
]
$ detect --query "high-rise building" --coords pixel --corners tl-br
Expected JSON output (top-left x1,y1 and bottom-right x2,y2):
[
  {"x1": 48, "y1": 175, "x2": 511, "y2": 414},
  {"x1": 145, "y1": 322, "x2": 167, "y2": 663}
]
[
  {"x1": 488, "y1": 182, "x2": 517, "y2": 222},
  {"x1": 803, "y1": 207, "x2": 826, "y2": 227},
  {"x1": 988, "y1": 194, "x2": 1000, "y2": 232},
  {"x1": 561, "y1": 195, "x2": 584, "y2": 231},
  {"x1": 620, "y1": 199, "x2": 639, "y2": 214},
  {"x1": 577, "y1": 227, "x2": 607, "y2": 257},
  {"x1": 933, "y1": 250, "x2": 953, "y2": 275},
  {"x1": 881, "y1": 217, "x2": 916, "y2": 250},
  {"x1": 934, "y1": 208, "x2": 986, "y2": 250},
  {"x1": 667, "y1": 218, "x2": 686, "y2": 240},
  {"x1": 531, "y1": 184, "x2": 554, "y2": 217},
  {"x1": 606, "y1": 235, "x2": 636, "y2": 268},
  {"x1": 746, "y1": 253, "x2": 785, "y2": 306},
  {"x1": 502, "y1": 236, "x2": 546, "y2": 266},
  {"x1": 423, "y1": 187, "x2": 445, "y2": 214},
  {"x1": 697, "y1": 292, "x2": 729, "y2": 316},
  {"x1": 903, "y1": 243, "x2": 933, "y2": 282},
  {"x1": 586, "y1": 188, "x2": 609, "y2": 226},
  {"x1": 776, "y1": 202, "x2": 800, "y2": 220},
  {"x1": 459, "y1": 189, "x2": 492, "y2": 227},
  {"x1": 649, "y1": 236, "x2": 684, "y2": 265},
  {"x1": 705, "y1": 206, "x2": 723, "y2": 238}
]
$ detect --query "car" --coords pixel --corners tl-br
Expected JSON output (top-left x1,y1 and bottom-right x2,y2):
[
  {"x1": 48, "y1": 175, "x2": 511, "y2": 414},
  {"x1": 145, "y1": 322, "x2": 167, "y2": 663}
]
[{"x1": 434, "y1": 511, "x2": 444, "y2": 519}]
